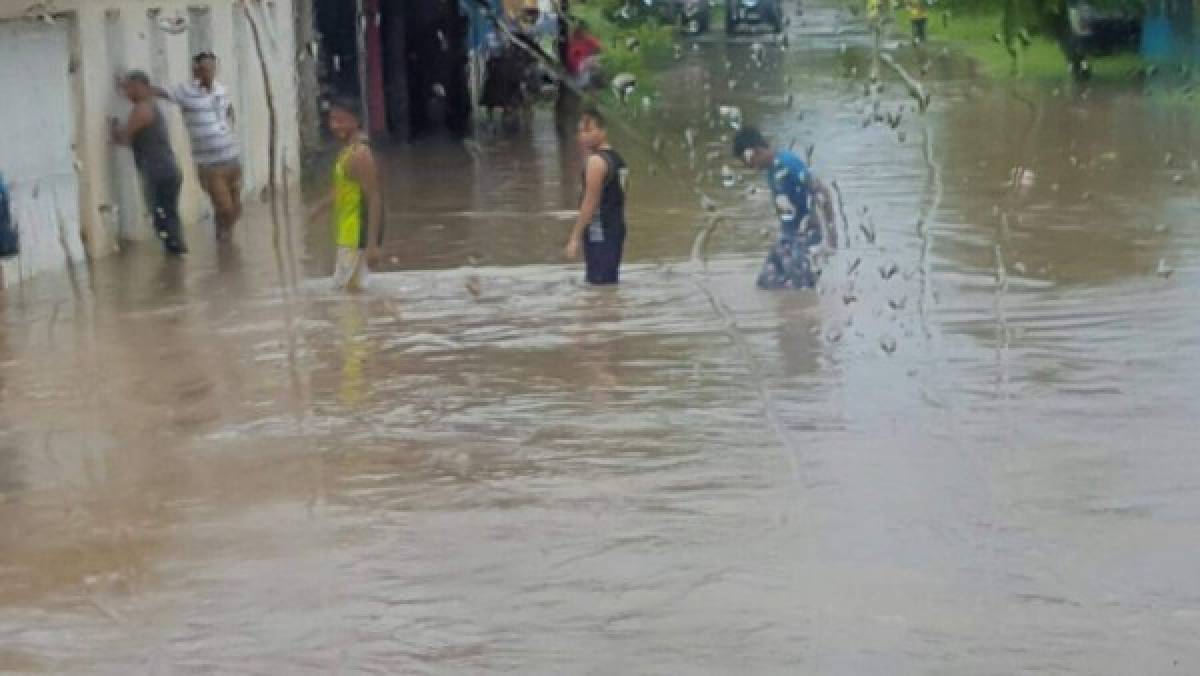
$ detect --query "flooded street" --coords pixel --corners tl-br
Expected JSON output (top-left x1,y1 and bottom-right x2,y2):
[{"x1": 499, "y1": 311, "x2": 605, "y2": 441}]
[{"x1": 4, "y1": 1, "x2": 1200, "y2": 672}]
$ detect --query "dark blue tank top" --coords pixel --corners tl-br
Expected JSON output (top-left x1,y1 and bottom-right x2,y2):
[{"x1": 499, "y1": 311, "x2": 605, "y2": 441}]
[{"x1": 582, "y1": 148, "x2": 627, "y2": 238}]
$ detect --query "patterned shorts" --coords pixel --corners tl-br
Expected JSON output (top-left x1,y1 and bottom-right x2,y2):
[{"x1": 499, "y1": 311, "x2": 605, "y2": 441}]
[{"x1": 757, "y1": 237, "x2": 819, "y2": 290}]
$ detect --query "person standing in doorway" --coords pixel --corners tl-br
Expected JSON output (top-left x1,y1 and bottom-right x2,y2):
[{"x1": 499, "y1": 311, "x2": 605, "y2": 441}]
[
  {"x1": 564, "y1": 108, "x2": 629, "y2": 286},
  {"x1": 156, "y1": 52, "x2": 243, "y2": 241},
  {"x1": 309, "y1": 97, "x2": 382, "y2": 292},
  {"x1": 111, "y1": 70, "x2": 187, "y2": 255}
]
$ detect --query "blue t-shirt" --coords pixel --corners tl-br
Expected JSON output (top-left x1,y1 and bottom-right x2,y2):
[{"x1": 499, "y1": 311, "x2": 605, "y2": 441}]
[{"x1": 767, "y1": 151, "x2": 815, "y2": 243}]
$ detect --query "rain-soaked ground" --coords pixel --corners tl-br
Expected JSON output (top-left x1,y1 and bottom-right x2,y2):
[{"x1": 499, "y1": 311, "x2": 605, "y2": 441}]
[{"x1": 4, "y1": 1, "x2": 1200, "y2": 672}]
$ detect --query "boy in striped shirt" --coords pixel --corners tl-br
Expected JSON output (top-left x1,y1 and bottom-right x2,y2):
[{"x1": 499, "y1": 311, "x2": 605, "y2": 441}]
[{"x1": 155, "y1": 52, "x2": 243, "y2": 240}]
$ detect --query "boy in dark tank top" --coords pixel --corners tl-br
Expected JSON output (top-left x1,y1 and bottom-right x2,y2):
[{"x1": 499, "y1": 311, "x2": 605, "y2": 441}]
[{"x1": 564, "y1": 108, "x2": 628, "y2": 285}]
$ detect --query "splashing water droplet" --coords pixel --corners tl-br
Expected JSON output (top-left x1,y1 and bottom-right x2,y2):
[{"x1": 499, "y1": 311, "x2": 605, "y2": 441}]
[
  {"x1": 859, "y1": 223, "x2": 876, "y2": 244},
  {"x1": 721, "y1": 166, "x2": 738, "y2": 189}
]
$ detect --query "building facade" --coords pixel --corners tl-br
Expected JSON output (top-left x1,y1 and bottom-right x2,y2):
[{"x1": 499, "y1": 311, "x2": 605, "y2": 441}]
[
  {"x1": 300, "y1": 0, "x2": 567, "y2": 145},
  {"x1": 0, "y1": 0, "x2": 302, "y2": 285}
]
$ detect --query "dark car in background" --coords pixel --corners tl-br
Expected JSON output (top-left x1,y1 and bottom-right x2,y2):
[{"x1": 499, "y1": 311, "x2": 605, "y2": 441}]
[
  {"x1": 1063, "y1": 0, "x2": 1142, "y2": 78},
  {"x1": 648, "y1": 0, "x2": 710, "y2": 35},
  {"x1": 726, "y1": 0, "x2": 784, "y2": 35},
  {"x1": 677, "y1": 0, "x2": 712, "y2": 35}
]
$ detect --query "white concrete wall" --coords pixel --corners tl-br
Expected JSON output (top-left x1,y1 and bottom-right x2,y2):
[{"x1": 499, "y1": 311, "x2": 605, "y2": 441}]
[
  {"x1": 0, "y1": 0, "x2": 301, "y2": 285},
  {"x1": 0, "y1": 19, "x2": 87, "y2": 284}
]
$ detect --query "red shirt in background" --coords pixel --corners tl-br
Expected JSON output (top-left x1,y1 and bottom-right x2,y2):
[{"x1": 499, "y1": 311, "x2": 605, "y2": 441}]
[{"x1": 566, "y1": 31, "x2": 602, "y2": 75}]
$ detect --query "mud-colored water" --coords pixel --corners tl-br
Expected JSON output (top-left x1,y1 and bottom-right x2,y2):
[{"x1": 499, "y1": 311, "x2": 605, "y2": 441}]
[{"x1": 3, "y1": 1, "x2": 1200, "y2": 672}]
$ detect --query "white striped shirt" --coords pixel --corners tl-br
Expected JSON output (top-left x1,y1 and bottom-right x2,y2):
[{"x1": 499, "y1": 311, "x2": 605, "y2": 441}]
[{"x1": 167, "y1": 80, "x2": 241, "y2": 167}]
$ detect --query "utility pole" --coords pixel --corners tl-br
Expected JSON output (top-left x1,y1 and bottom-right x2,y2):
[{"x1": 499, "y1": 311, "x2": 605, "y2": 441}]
[
  {"x1": 555, "y1": 0, "x2": 576, "y2": 133},
  {"x1": 293, "y1": 0, "x2": 322, "y2": 155}
]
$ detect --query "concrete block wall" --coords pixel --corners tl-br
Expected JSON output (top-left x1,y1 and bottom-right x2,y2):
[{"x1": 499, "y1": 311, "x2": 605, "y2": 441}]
[{"x1": 0, "y1": 0, "x2": 301, "y2": 285}]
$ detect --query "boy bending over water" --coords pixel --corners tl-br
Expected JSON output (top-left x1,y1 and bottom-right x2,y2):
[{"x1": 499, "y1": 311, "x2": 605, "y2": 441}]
[{"x1": 734, "y1": 127, "x2": 836, "y2": 289}]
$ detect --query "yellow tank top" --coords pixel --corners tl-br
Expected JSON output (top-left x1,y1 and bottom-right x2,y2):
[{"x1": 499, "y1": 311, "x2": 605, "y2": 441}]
[{"x1": 333, "y1": 141, "x2": 365, "y2": 249}]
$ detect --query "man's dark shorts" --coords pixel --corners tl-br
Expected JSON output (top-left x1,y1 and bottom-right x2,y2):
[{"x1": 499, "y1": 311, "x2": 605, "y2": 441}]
[{"x1": 584, "y1": 229, "x2": 625, "y2": 285}]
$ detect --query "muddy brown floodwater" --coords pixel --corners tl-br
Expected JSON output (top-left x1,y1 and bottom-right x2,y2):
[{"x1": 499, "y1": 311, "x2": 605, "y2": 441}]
[{"x1": 3, "y1": 1, "x2": 1200, "y2": 672}]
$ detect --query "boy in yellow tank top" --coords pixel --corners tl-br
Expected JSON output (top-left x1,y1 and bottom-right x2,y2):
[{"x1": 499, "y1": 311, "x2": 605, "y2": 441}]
[{"x1": 310, "y1": 97, "x2": 382, "y2": 291}]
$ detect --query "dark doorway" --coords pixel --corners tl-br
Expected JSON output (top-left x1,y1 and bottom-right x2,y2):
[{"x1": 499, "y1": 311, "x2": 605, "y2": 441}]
[
  {"x1": 314, "y1": 0, "x2": 361, "y2": 102},
  {"x1": 382, "y1": 0, "x2": 472, "y2": 140}
]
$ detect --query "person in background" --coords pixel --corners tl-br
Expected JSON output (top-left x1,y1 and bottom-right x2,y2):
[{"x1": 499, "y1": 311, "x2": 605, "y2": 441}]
[
  {"x1": 481, "y1": 35, "x2": 527, "y2": 130},
  {"x1": 111, "y1": 70, "x2": 187, "y2": 255},
  {"x1": 308, "y1": 97, "x2": 382, "y2": 292},
  {"x1": 155, "y1": 52, "x2": 243, "y2": 241},
  {"x1": 866, "y1": 0, "x2": 883, "y2": 25},
  {"x1": 565, "y1": 108, "x2": 629, "y2": 286},
  {"x1": 566, "y1": 20, "x2": 603, "y2": 89},
  {"x1": 909, "y1": 0, "x2": 930, "y2": 44},
  {"x1": 733, "y1": 127, "x2": 836, "y2": 290}
]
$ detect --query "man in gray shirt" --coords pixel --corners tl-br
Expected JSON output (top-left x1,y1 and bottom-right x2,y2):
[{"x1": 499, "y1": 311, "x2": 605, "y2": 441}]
[{"x1": 111, "y1": 71, "x2": 187, "y2": 255}]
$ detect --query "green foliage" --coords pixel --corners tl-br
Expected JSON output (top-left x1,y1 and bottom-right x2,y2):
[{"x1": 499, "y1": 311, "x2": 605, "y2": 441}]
[
  {"x1": 924, "y1": 0, "x2": 1140, "y2": 16},
  {"x1": 571, "y1": 1, "x2": 674, "y2": 100},
  {"x1": 896, "y1": 2, "x2": 1150, "y2": 81},
  {"x1": 911, "y1": 7, "x2": 1069, "y2": 77}
]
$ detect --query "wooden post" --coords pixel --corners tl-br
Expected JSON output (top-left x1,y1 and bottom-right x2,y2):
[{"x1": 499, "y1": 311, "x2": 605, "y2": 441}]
[
  {"x1": 358, "y1": 0, "x2": 388, "y2": 138},
  {"x1": 293, "y1": 0, "x2": 322, "y2": 154}
]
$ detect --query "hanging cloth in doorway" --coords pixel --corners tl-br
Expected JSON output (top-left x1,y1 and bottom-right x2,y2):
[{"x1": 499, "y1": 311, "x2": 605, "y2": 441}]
[{"x1": 0, "y1": 174, "x2": 18, "y2": 258}]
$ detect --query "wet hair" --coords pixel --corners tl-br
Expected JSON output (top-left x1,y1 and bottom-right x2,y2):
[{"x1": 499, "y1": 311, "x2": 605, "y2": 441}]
[
  {"x1": 328, "y1": 95, "x2": 362, "y2": 122},
  {"x1": 124, "y1": 70, "x2": 150, "y2": 86},
  {"x1": 580, "y1": 107, "x2": 606, "y2": 129},
  {"x1": 733, "y1": 127, "x2": 769, "y2": 159},
  {"x1": 193, "y1": 51, "x2": 217, "y2": 66}
]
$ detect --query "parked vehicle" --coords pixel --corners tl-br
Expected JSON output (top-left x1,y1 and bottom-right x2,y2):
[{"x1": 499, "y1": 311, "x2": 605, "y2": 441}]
[
  {"x1": 1062, "y1": 0, "x2": 1142, "y2": 78},
  {"x1": 677, "y1": 0, "x2": 711, "y2": 35},
  {"x1": 726, "y1": 0, "x2": 783, "y2": 35},
  {"x1": 480, "y1": 38, "x2": 558, "y2": 134}
]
